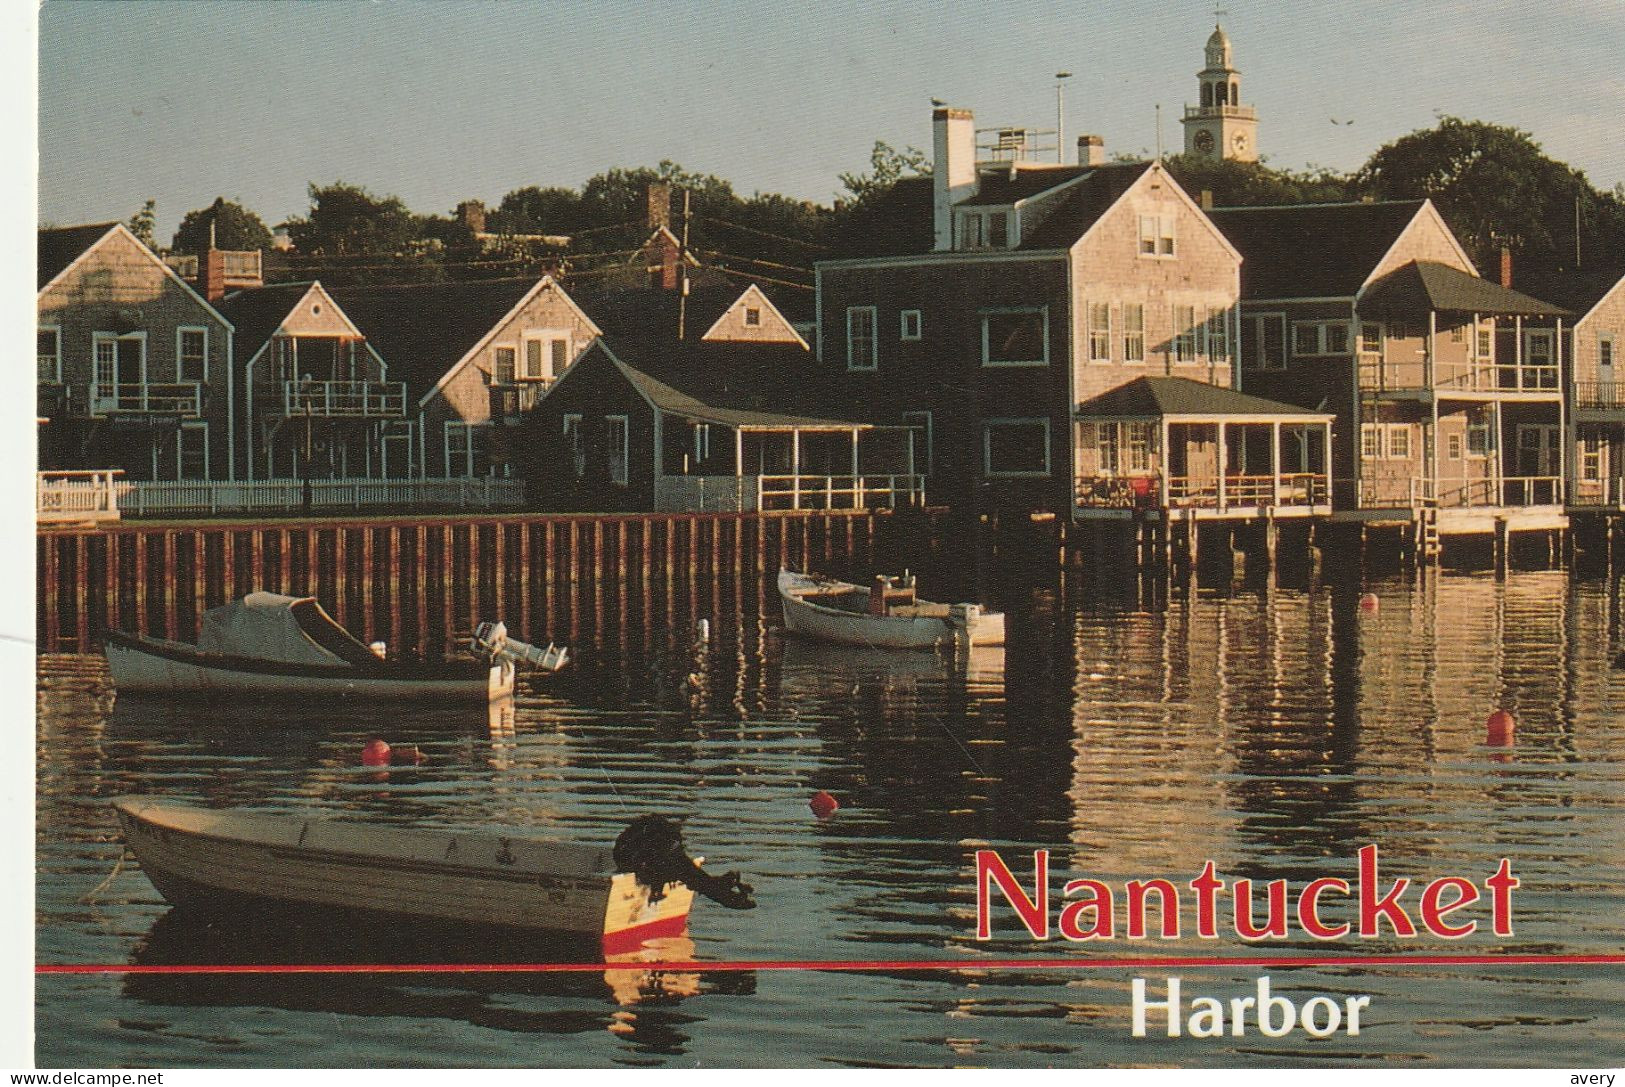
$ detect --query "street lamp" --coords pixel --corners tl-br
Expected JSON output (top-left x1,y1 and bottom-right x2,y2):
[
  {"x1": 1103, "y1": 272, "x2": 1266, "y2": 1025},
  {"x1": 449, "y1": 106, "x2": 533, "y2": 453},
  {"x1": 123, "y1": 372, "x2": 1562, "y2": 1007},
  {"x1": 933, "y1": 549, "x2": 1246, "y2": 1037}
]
[{"x1": 1055, "y1": 72, "x2": 1073, "y2": 164}]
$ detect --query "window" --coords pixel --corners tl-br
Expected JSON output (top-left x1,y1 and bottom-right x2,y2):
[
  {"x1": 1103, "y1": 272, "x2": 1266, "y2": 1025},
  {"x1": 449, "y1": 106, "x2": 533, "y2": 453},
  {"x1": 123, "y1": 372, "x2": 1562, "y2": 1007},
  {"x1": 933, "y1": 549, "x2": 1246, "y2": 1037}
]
[
  {"x1": 1467, "y1": 422, "x2": 1493, "y2": 457},
  {"x1": 1447, "y1": 432, "x2": 1463, "y2": 460},
  {"x1": 1450, "y1": 324, "x2": 1465, "y2": 343},
  {"x1": 982, "y1": 308, "x2": 1048, "y2": 366},
  {"x1": 178, "y1": 422, "x2": 208, "y2": 480},
  {"x1": 605, "y1": 415, "x2": 629, "y2": 486},
  {"x1": 492, "y1": 346, "x2": 516, "y2": 385},
  {"x1": 900, "y1": 310, "x2": 922, "y2": 342},
  {"x1": 1095, "y1": 422, "x2": 1118, "y2": 474},
  {"x1": 1172, "y1": 305, "x2": 1199, "y2": 363},
  {"x1": 1122, "y1": 303, "x2": 1146, "y2": 363},
  {"x1": 445, "y1": 421, "x2": 481, "y2": 477},
  {"x1": 983, "y1": 418, "x2": 1051, "y2": 476},
  {"x1": 1126, "y1": 421, "x2": 1154, "y2": 473},
  {"x1": 1524, "y1": 329, "x2": 1555, "y2": 366},
  {"x1": 1601, "y1": 335, "x2": 1616, "y2": 372},
  {"x1": 1361, "y1": 424, "x2": 1382, "y2": 460},
  {"x1": 1292, "y1": 321, "x2": 1351, "y2": 357},
  {"x1": 1476, "y1": 327, "x2": 1494, "y2": 362},
  {"x1": 521, "y1": 331, "x2": 570, "y2": 381},
  {"x1": 1247, "y1": 313, "x2": 1287, "y2": 370},
  {"x1": 1087, "y1": 302, "x2": 1112, "y2": 362},
  {"x1": 846, "y1": 306, "x2": 877, "y2": 370},
  {"x1": 1359, "y1": 322, "x2": 1383, "y2": 356},
  {"x1": 562, "y1": 413, "x2": 585, "y2": 479},
  {"x1": 1386, "y1": 425, "x2": 1411, "y2": 460},
  {"x1": 1580, "y1": 436, "x2": 1601, "y2": 481},
  {"x1": 1205, "y1": 308, "x2": 1230, "y2": 363},
  {"x1": 902, "y1": 410, "x2": 933, "y2": 474},
  {"x1": 744, "y1": 307, "x2": 761, "y2": 327},
  {"x1": 1139, "y1": 213, "x2": 1175, "y2": 257},
  {"x1": 693, "y1": 422, "x2": 711, "y2": 466},
  {"x1": 37, "y1": 327, "x2": 60, "y2": 383},
  {"x1": 960, "y1": 213, "x2": 985, "y2": 250},
  {"x1": 988, "y1": 212, "x2": 1010, "y2": 249},
  {"x1": 178, "y1": 327, "x2": 207, "y2": 383}
]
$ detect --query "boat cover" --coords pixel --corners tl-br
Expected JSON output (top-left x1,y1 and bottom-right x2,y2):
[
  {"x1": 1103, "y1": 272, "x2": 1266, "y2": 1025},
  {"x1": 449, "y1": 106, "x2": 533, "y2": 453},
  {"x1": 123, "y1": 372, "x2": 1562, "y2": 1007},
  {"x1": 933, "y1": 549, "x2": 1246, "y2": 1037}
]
[{"x1": 195, "y1": 592, "x2": 378, "y2": 668}]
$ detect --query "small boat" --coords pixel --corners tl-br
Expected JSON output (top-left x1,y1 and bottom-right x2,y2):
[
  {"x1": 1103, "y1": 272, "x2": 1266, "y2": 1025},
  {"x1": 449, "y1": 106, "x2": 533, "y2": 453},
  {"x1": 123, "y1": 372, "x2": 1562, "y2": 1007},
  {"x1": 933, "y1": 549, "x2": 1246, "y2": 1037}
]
[
  {"x1": 777, "y1": 569, "x2": 1005, "y2": 650},
  {"x1": 104, "y1": 592, "x2": 565, "y2": 702},
  {"x1": 111, "y1": 796, "x2": 754, "y2": 956}
]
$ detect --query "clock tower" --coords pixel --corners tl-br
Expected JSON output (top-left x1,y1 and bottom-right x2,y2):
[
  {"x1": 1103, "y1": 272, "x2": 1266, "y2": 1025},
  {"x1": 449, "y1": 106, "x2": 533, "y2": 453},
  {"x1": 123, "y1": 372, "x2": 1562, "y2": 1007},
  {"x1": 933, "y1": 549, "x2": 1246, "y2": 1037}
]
[{"x1": 1181, "y1": 21, "x2": 1258, "y2": 162}]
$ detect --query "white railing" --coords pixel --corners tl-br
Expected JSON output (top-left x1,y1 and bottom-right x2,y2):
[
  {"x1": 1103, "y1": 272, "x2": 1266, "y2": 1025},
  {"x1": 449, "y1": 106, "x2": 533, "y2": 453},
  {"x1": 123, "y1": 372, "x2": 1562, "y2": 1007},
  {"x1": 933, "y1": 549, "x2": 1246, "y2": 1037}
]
[
  {"x1": 37, "y1": 470, "x2": 123, "y2": 523},
  {"x1": 108, "y1": 477, "x2": 524, "y2": 517},
  {"x1": 281, "y1": 380, "x2": 407, "y2": 417},
  {"x1": 654, "y1": 474, "x2": 926, "y2": 513},
  {"x1": 89, "y1": 383, "x2": 201, "y2": 416},
  {"x1": 1356, "y1": 477, "x2": 1437, "y2": 509},
  {"x1": 1356, "y1": 476, "x2": 1562, "y2": 509},
  {"x1": 1570, "y1": 476, "x2": 1625, "y2": 508},
  {"x1": 1575, "y1": 382, "x2": 1625, "y2": 410}
]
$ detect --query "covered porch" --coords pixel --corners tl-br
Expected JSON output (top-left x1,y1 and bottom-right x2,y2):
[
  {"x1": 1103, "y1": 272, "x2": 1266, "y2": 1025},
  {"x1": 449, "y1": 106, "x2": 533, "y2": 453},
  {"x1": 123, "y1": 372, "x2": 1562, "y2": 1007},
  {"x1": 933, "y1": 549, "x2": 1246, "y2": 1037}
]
[
  {"x1": 653, "y1": 411, "x2": 924, "y2": 513},
  {"x1": 1073, "y1": 377, "x2": 1333, "y2": 520}
]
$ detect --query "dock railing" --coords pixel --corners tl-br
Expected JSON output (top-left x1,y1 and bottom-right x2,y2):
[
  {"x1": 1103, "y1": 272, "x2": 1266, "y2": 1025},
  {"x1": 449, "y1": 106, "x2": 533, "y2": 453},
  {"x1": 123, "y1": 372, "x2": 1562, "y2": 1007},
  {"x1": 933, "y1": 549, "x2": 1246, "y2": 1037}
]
[
  {"x1": 37, "y1": 476, "x2": 525, "y2": 519},
  {"x1": 1075, "y1": 473, "x2": 1327, "y2": 512},
  {"x1": 37, "y1": 470, "x2": 124, "y2": 524},
  {"x1": 654, "y1": 474, "x2": 925, "y2": 513}
]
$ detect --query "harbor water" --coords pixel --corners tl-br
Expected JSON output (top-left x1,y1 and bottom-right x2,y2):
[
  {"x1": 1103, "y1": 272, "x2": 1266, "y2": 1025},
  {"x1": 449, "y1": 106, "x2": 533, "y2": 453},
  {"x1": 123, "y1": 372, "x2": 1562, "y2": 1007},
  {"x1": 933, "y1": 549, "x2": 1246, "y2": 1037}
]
[{"x1": 34, "y1": 560, "x2": 1625, "y2": 1068}]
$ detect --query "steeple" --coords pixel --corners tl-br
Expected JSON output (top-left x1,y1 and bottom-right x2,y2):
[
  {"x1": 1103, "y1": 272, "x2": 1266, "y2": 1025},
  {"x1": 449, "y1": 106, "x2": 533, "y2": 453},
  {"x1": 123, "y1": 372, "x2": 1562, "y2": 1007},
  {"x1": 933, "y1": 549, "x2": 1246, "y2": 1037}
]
[{"x1": 1181, "y1": 18, "x2": 1258, "y2": 162}]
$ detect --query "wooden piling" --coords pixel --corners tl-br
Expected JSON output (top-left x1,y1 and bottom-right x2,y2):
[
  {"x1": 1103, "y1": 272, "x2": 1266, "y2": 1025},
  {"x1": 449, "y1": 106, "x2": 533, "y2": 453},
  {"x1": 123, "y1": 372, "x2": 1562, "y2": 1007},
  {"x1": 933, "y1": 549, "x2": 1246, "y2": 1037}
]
[
  {"x1": 104, "y1": 532, "x2": 120, "y2": 636},
  {"x1": 73, "y1": 535, "x2": 89, "y2": 651},
  {"x1": 42, "y1": 536, "x2": 59, "y2": 652},
  {"x1": 163, "y1": 532, "x2": 178, "y2": 639}
]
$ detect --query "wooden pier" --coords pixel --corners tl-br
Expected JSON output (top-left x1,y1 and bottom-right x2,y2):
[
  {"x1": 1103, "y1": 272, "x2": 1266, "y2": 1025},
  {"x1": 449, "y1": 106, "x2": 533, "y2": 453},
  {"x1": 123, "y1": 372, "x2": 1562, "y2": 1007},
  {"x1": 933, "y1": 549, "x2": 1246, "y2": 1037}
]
[{"x1": 36, "y1": 510, "x2": 880, "y2": 655}]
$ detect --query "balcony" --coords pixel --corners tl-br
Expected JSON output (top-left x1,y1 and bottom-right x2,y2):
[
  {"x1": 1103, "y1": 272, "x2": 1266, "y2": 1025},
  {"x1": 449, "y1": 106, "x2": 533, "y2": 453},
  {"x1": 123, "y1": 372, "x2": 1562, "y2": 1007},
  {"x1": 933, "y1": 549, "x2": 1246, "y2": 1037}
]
[
  {"x1": 280, "y1": 380, "x2": 407, "y2": 418},
  {"x1": 1575, "y1": 381, "x2": 1625, "y2": 411},
  {"x1": 1075, "y1": 473, "x2": 1329, "y2": 515},
  {"x1": 1183, "y1": 104, "x2": 1256, "y2": 121},
  {"x1": 1359, "y1": 356, "x2": 1560, "y2": 396},
  {"x1": 490, "y1": 383, "x2": 545, "y2": 425},
  {"x1": 1356, "y1": 476, "x2": 1561, "y2": 509},
  {"x1": 89, "y1": 383, "x2": 201, "y2": 417},
  {"x1": 654, "y1": 473, "x2": 925, "y2": 513}
]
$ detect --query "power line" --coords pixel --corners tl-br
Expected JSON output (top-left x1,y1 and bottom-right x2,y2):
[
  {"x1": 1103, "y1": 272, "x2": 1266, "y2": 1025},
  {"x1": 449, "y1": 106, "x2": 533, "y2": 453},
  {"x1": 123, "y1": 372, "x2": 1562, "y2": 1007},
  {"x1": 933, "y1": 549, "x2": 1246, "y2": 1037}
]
[
  {"x1": 697, "y1": 216, "x2": 829, "y2": 251},
  {"x1": 694, "y1": 249, "x2": 814, "y2": 276}
]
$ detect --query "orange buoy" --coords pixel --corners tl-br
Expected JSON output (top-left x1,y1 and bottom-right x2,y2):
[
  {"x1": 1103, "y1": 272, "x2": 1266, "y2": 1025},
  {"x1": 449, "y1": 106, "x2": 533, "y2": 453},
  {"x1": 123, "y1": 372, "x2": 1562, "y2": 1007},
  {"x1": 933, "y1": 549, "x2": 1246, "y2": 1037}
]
[
  {"x1": 1485, "y1": 709, "x2": 1515, "y2": 747},
  {"x1": 362, "y1": 738, "x2": 391, "y2": 767},
  {"x1": 1359, "y1": 593, "x2": 1380, "y2": 612},
  {"x1": 809, "y1": 790, "x2": 840, "y2": 819}
]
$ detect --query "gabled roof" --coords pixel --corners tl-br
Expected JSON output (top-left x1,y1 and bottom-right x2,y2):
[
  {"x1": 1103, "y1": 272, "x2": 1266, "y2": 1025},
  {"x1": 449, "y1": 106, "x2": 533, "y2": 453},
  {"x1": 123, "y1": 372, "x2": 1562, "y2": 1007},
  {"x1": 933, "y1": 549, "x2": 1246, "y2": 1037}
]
[
  {"x1": 38, "y1": 223, "x2": 120, "y2": 290},
  {"x1": 958, "y1": 165, "x2": 1089, "y2": 207},
  {"x1": 217, "y1": 282, "x2": 323, "y2": 357},
  {"x1": 1017, "y1": 162, "x2": 1155, "y2": 250},
  {"x1": 1512, "y1": 262, "x2": 1625, "y2": 324},
  {"x1": 1076, "y1": 376, "x2": 1331, "y2": 419},
  {"x1": 1206, "y1": 200, "x2": 1427, "y2": 299},
  {"x1": 1363, "y1": 261, "x2": 1570, "y2": 318},
  {"x1": 574, "y1": 284, "x2": 745, "y2": 343},
  {"x1": 602, "y1": 347, "x2": 866, "y2": 430},
  {"x1": 323, "y1": 278, "x2": 541, "y2": 400}
]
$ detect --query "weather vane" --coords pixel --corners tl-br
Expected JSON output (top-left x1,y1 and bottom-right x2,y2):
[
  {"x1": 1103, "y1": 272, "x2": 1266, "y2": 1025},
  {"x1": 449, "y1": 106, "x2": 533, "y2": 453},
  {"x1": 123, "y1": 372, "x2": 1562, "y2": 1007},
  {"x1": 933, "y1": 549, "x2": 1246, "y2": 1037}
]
[{"x1": 1213, "y1": 6, "x2": 1228, "y2": 23}]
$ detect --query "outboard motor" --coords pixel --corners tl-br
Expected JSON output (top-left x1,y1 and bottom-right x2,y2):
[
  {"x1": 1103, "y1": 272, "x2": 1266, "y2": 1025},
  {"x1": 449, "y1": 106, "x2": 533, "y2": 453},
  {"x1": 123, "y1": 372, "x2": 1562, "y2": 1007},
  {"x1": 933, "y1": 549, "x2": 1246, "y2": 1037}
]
[
  {"x1": 613, "y1": 815, "x2": 755, "y2": 910},
  {"x1": 472, "y1": 621, "x2": 569, "y2": 672}
]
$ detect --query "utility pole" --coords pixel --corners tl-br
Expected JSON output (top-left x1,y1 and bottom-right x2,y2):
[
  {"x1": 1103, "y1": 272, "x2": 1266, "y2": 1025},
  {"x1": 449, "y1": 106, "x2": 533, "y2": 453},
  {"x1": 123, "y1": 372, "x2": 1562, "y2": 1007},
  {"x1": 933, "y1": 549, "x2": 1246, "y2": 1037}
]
[
  {"x1": 677, "y1": 188, "x2": 692, "y2": 341},
  {"x1": 1055, "y1": 72, "x2": 1072, "y2": 164}
]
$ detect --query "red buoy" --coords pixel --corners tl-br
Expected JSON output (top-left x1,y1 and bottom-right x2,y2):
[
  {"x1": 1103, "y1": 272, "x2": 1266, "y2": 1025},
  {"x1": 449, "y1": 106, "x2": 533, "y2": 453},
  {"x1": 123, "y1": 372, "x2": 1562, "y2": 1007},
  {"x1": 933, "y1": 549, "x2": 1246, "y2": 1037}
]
[
  {"x1": 1359, "y1": 593, "x2": 1380, "y2": 612},
  {"x1": 809, "y1": 790, "x2": 840, "y2": 819},
  {"x1": 362, "y1": 738, "x2": 391, "y2": 767},
  {"x1": 1485, "y1": 709, "x2": 1515, "y2": 748}
]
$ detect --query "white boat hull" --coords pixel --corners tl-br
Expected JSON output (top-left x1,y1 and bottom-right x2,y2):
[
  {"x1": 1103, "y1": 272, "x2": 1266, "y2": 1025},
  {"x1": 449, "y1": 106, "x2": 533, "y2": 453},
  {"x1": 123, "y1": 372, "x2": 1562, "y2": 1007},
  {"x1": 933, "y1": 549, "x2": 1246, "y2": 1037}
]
[
  {"x1": 113, "y1": 797, "x2": 692, "y2": 954},
  {"x1": 777, "y1": 570, "x2": 1005, "y2": 650},
  {"x1": 105, "y1": 632, "x2": 514, "y2": 701}
]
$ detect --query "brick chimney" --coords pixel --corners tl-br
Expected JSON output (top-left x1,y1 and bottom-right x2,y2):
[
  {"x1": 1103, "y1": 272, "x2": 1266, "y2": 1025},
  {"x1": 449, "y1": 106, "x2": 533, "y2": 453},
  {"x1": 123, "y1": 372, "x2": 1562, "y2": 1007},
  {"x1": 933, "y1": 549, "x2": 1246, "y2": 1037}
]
[
  {"x1": 197, "y1": 248, "x2": 226, "y2": 303},
  {"x1": 933, "y1": 107, "x2": 977, "y2": 251},
  {"x1": 1076, "y1": 134, "x2": 1106, "y2": 167},
  {"x1": 457, "y1": 199, "x2": 486, "y2": 234},
  {"x1": 1500, "y1": 246, "x2": 1513, "y2": 289},
  {"x1": 647, "y1": 182, "x2": 672, "y2": 232}
]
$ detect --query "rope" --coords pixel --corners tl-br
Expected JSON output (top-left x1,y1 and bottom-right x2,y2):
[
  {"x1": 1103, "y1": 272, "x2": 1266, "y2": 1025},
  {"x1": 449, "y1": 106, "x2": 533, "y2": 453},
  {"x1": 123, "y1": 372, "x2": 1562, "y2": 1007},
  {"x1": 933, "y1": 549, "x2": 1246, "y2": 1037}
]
[{"x1": 78, "y1": 848, "x2": 131, "y2": 904}]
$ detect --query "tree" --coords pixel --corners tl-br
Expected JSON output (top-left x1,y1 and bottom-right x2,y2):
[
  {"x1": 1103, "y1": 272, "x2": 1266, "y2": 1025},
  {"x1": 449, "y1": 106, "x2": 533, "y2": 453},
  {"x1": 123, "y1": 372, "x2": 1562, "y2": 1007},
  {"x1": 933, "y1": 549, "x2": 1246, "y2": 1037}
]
[
  {"x1": 1354, "y1": 117, "x2": 1625, "y2": 281},
  {"x1": 284, "y1": 181, "x2": 422, "y2": 256},
  {"x1": 488, "y1": 186, "x2": 584, "y2": 236},
  {"x1": 838, "y1": 141, "x2": 930, "y2": 208},
  {"x1": 1162, "y1": 155, "x2": 1353, "y2": 208},
  {"x1": 127, "y1": 199, "x2": 156, "y2": 249},
  {"x1": 171, "y1": 197, "x2": 273, "y2": 254}
]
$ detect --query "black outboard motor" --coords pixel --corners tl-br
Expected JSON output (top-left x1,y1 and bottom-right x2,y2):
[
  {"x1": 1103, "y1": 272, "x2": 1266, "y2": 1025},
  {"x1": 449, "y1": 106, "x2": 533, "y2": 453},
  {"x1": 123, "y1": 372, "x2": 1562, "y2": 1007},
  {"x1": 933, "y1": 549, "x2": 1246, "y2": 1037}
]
[{"x1": 613, "y1": 815, "x2": 755, "y2": 910}]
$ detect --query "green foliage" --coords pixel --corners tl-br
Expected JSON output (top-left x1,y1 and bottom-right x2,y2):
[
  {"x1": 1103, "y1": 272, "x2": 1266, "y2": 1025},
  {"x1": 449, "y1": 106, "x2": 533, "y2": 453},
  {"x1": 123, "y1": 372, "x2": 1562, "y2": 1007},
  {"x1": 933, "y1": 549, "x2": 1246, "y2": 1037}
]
[
  {"x1": 838, "y1": 142, "x2": 931, "y2": 208},
  {"x1": 126, "y1": 199, "x2": 156, "y2": 249},
  {"x1": 1162, "y1": 155, "x2": 1353, "y2": 208},
  {"x1": 285, "y1": 181, "x2": 422, "y2": 257},
  {"x1": 487, "y1": 186, "x2": 584, "y2": 236},
  {"x1": 1354, "y1": 116, "x2": 1625, "y2": 280},
  {"x1": 171, "y1": 197, "x2": 273, "y2": 254}
]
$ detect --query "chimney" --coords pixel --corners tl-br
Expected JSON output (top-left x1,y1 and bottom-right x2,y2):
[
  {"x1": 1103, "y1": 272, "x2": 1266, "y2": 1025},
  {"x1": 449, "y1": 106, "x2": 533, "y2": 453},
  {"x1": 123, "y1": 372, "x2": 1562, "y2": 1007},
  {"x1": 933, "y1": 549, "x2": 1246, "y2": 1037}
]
[
  {"x1": 197, "y1": 248, "x2": 226, "y2": 303},
  {"x1": 933, "y1": 107, "x2": 977, "y2": 251},
  {"x1": 1500, "y1": 246, "x2": 1513, "y2": 289},
  {"x1": 647, "y1": 181, "x2": 673, "y2": 232},
  {"x1": 1200, "y1": 190, "x2": 1214, "y2": 211},
  {"x1": 457, "y1": 199, "x2": 486, "y2": 234},
  {"x1": 1076, "y1": 134, "x2": 1106, "y2": 167}
]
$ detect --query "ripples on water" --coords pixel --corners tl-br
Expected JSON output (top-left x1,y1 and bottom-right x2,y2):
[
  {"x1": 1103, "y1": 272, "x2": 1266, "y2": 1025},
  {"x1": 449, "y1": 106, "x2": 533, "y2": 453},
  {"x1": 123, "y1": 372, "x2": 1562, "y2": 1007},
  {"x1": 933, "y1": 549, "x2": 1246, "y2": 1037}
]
[{"x1": 34, "y1": 565, "x2": 1625, "y2": 1068}]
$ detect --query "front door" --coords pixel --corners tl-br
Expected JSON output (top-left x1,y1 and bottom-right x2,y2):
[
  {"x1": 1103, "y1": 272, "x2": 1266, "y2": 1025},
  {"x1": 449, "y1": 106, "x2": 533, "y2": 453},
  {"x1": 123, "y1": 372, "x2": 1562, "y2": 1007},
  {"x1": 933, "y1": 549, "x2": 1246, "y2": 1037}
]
[{"x1": 1516, "y1": 424, "x2": 1560, "y2": 477}]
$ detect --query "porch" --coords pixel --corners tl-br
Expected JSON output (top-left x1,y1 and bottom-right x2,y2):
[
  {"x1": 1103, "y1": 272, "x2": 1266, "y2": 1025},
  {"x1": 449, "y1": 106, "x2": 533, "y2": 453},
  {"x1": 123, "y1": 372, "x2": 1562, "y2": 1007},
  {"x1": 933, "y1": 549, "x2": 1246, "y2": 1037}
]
[
  {"x1": 1072, "y1": 377, "x2": 1333, "y2": 521},
  {"x1": 654, "y1": 414, "x2": 923, "y2": 513}
]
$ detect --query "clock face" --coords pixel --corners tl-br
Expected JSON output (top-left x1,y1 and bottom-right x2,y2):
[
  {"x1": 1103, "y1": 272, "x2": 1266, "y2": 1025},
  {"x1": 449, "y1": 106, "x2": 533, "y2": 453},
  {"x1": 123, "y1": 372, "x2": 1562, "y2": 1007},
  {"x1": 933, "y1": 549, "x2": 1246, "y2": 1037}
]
[
  {"x1": 1232, "y1": 132, "x2": 1249, "y2": 153},
  {"x1": 1194, "y1": 129, "x2": 1216, "y2": 155}
]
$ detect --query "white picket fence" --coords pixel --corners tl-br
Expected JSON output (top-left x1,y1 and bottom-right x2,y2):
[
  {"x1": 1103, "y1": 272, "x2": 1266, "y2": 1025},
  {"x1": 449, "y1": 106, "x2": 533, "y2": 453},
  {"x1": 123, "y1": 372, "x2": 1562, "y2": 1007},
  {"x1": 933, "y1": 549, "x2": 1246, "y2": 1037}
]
[{"x1": 38, "y1": 472, "x2": 524, "y2": 519}]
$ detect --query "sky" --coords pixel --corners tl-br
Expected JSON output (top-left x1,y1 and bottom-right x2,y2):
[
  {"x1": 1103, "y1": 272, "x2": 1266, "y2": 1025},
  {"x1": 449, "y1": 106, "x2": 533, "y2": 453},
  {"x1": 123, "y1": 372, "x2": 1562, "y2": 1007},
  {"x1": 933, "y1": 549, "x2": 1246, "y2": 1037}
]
[{"x1": 37, "y1": 0, "x2": 1625, "y2": 243}]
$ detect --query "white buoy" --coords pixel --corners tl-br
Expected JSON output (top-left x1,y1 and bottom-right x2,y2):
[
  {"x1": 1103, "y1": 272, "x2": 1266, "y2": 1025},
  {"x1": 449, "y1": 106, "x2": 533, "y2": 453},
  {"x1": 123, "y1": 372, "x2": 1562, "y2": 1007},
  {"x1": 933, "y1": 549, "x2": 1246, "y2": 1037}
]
[{"x1": 696, "y1": 618, "x2": 710, "y2": 642}]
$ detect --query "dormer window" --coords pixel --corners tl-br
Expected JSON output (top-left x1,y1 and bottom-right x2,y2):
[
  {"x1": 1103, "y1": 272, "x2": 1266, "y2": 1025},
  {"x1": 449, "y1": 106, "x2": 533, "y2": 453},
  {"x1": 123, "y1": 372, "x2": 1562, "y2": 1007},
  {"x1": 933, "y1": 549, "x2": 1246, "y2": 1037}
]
[
  {"x1": 988, "y1": 212, "x2": 1009, "y2": 249},
  {"x1": 958, "y1": 209, "x2": 1014, "y2": 250},
  {"x1": 960, "y1": 212, "x2": 985, "y2": 249}
]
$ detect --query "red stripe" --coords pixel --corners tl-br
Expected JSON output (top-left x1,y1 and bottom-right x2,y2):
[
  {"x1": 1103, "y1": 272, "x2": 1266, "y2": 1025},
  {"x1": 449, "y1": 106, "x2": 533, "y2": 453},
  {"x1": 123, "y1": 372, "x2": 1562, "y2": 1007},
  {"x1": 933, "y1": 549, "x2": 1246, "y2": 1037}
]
[{"x1": 35, "y1": 953, "x2": 1625, "y2": 976}]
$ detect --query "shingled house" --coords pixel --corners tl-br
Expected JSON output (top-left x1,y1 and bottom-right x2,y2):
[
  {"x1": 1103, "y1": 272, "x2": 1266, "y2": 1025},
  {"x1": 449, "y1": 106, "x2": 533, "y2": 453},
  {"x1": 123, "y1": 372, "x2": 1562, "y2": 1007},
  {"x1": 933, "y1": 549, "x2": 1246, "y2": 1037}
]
[{"x1": 1209, "y1": 200, "x2": 1571, "y2": 540}]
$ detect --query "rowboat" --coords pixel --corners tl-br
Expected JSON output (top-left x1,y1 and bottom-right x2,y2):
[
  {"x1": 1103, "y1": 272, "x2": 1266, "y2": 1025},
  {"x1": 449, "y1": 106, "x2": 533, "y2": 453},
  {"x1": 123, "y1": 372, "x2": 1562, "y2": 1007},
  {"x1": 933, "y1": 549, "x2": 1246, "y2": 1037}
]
[
  {"x1": 103, "y1": 592, "x2": 565, "y2": 702},
  {"x1": 777, "y1": 569, "x2": 1005, "y2": 650},
  {"x1": 112, "y1": 797, "x2": 754, "y2": 955}
]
